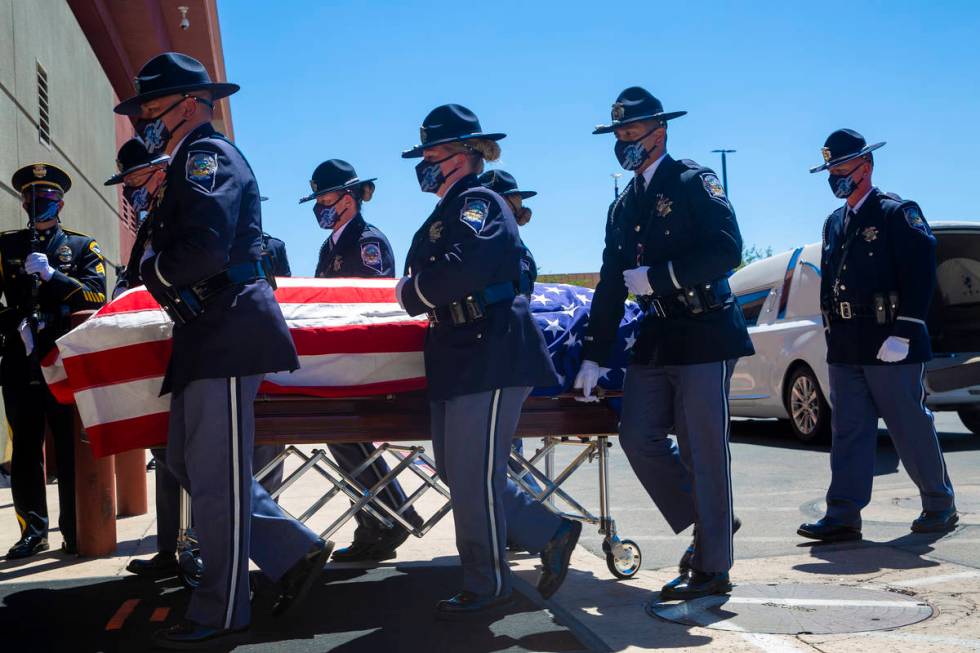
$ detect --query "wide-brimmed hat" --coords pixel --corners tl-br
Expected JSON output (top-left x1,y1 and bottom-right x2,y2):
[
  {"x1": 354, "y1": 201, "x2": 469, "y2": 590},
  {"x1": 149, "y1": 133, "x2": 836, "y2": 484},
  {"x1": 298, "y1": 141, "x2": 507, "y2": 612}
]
[
  {"x1": 299, "y1": 159, "x2": 377, "y2": 203},
  {"x1": 105, "y1": 138, "x2": 170, "y2": 185},
  {"x1": 809, "y1": 129, "x2": 885, "y2": 173},
  {"x1": 593, "y1": 87, "x2": 686, "y2": 135},
  {"x1": 401, "y1": 104, "x2": 505, "y2": 158},
  {"x1": 478, "y1": 169, "x2": 536, "y2": 199},
  {"x1": 11, "y1": 162, "x2": 72, "y2": 194},
  {"x1": 114, "y1": 52, "x2": 240, "y2": 116}
]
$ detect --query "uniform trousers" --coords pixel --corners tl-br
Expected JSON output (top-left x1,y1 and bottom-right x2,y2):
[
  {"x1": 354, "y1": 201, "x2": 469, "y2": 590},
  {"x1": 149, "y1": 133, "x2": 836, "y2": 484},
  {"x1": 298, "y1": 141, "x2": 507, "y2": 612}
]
[
  {"x1": 150, "y1": 444, "x2": 284, "y2": 554},
  {"x1": 826, "y1": 363, "x2": 955, "y2": 526},
  {"x1": 165, "y1": 374, "x2": 320, "y2": 630},
  {"x1": 430, "y1": 387, "x2": 561, "y2": 597},
  {"x1": 4, "y1": 380, "x2": 76, "y2": 547},
  {"x1": 327, "y1": 443, "x2": 421, "y2": 540},
  {"x1": 619, "y1": 360, "x2": 737, "y2": 573}
]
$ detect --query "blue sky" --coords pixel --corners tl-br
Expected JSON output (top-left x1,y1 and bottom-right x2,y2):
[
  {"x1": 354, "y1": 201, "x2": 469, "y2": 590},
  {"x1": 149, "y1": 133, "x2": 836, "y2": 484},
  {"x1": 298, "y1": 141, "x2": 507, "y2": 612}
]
[{"x1": 219, "y1": 1, "x2": 980, "y2": 277}]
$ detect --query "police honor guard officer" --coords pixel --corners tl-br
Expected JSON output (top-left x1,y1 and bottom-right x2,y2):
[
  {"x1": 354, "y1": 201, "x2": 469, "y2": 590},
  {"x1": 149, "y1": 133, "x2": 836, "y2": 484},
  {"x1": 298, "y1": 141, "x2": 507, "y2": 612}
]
[
  {"x1": 1, "y1": 163, "x2": 107, "y2": 558},
  {"x1": 300, "y1": 158, "x2": 423, "y2": 561},
  {"x1": 798, "y1": 129, "x2": 956, "y2": 542},
  {"x1": 478, "y1": 169, "x2": 538, "y2": 296},
  {"x1": 397, "y1": 104, "x2": 581, "y2": 618},
  {"x1": 116, "y1": 52, "x2": 329, "y2": 649},
  {"x1": 575, "y1": 87, "x2": 753, "y2": 601},
  {"x1": 258, "y1": 197, "x2": 293, "y2": 278}
]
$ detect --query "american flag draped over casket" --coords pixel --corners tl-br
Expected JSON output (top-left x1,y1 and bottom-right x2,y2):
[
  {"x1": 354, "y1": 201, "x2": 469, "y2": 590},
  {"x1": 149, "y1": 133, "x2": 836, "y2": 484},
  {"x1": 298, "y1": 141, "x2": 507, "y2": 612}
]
[{"x1": 41, "y1": 278, "x2": 641, "y2": 457}]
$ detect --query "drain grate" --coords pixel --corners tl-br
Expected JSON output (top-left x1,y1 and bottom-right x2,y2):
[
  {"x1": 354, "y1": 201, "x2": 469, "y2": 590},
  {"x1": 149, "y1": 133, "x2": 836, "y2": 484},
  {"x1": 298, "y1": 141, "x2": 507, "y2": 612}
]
[{"x1": 647, "y1": 583, "x2": 933, "y2": 634}]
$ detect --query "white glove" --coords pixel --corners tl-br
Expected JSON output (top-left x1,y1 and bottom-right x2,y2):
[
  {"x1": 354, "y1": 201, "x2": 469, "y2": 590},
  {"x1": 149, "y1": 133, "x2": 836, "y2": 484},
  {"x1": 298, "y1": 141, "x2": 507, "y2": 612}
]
[
  {"x1": 877, "y1": 336, "x2": 910, "y2": 363},
  {"x1": 140, "y1": 244, "x2": 155, "y2": 266},
  {"x1": 25, "y1": 252, "x2": 54, "y2": 281},
  {"x1": 623, "y1": 266, "x2": 653, "y2": 296},
  {"x1": 17, "y1": 319, "x2": 35, "y2": 356},
  {"x1": 573, "y1": 360, "x2": 601, "y2": 402},
  {"x1": 395, "y1": 276, "x2": 409, "y2": 311}
]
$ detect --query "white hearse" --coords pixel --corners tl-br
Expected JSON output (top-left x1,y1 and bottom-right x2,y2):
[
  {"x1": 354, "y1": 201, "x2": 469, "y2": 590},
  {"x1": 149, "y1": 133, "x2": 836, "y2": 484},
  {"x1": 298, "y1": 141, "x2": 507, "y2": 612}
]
[{"x1": 729, "y1": 222, "x2": 980, "y2": 442}]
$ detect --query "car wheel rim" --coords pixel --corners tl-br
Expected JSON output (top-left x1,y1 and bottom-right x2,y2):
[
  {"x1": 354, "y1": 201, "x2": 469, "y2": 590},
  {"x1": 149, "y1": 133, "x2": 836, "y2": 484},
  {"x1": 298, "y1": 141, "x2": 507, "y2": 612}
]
[{"x1": 791, "y1": 375, "x2": 819, "y2": 435}]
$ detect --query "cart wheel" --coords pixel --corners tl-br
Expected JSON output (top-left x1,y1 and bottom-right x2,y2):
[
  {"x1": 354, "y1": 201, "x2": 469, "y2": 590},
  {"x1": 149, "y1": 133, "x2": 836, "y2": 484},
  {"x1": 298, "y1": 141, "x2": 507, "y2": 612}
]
[
  {"x1": 178, "y1": 548, "x2": 203, "y2": 589},
  {"x1": 606, "y1": 539, "x2": 642, "y2": 579}
]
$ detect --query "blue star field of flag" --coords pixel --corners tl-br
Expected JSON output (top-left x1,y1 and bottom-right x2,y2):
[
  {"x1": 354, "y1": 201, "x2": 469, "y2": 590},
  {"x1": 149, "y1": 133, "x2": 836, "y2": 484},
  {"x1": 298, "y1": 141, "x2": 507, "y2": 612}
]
[{"x1": 529, "y1": 283, "x2": 642, "y2": 397}]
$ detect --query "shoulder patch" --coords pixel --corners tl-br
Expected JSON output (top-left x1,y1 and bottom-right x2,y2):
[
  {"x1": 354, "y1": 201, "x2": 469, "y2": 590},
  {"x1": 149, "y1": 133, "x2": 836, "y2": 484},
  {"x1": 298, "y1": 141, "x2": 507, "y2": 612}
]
[
  {"x1": 186, "y1": 150, "x2": 218, "y2": 193},
  {"x1": 360, "y1": 241, "x2": 384, "y2": 273},
  {"x1": 700, "y1": 173, "x2": 728, "y2": 203},
  {"x1": 88, "y1": 240, "x2": 103, "y2": 258},
  {"x1": 903, "y1": 204, "x2": 931, "y2": 235},
  {"x1": 460, "y1": 197, "x2": 490, "y2": 234}
]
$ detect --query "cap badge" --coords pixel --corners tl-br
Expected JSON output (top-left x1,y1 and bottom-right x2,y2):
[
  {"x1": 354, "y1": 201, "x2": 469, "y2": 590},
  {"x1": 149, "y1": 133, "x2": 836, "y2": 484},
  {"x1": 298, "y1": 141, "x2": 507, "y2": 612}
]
[
  {"x1": 32, "y1": 164, "x2": 47, "y2": 179},
  {"x1": 822, "y1": 147, "x2": 832, "y2": 163},
  {"x1": 611, "y1": 102, "x2": 625, "y2": 121},
  {"x1": 419, "y1": 126, "x2": 428, "y2": 143}
]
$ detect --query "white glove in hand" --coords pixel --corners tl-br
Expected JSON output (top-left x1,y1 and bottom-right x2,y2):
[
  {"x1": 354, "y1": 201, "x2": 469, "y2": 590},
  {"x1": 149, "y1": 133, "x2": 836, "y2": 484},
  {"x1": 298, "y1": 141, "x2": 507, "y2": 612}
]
[
  {"x1": 140, "y1": 245, "x2": 155, "y2": 266},
  {"x1": 876, "y1": 336, "x2": 910, "y2": 363},
  {"x1": 395, "y1": 277, "x2": 409, "y2": 311},
  {"x1": 573, "y1": 360, "x2": 601, "y2": 402},
  {"x1": 623, "y1": 266, "x2": 653, "y2": 296},
  {"x1": 25, "y1": 252, "x2": 54, "y2": 281},
  {"x1": 17, "y1": 319, "x2": 35, "y2": 357}
]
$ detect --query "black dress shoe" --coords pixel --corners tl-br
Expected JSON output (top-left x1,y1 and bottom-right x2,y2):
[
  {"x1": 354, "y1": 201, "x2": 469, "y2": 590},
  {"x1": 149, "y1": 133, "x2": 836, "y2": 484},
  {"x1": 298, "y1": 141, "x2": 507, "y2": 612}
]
[
  {"x1": 911, "y1": 508, "x2": 958, "y2": 533},
  {"x1": 537, "y1": 519, "x2": 582, "y2": 599},
  {"x1": 331, "y1": 539, "x2": 381, "y2": 563},
  {"x1": 435, "y1": 591, "x2": 513, "y2": 620},
  {"x1": 660, "y1": 571, "x2": 732, "y2": 601},
  {"x1": 271, "y1": 539, "x2": 333, "y2": 617},
  {"x1": 797, "y1": 517, "x2": 862, "y2": 542},
  {"x1": 679, "y1": 516, "x2": 742, "y2": 574},
  {"x1": 6, "y1": 534, "x2": 49, "y2": 560},
  {"x1": 127, "y1": 551, "x2": 179, "y2": 578},
  {"x1": 151, "y1": 620, "x2": 247, "y2": 650}
]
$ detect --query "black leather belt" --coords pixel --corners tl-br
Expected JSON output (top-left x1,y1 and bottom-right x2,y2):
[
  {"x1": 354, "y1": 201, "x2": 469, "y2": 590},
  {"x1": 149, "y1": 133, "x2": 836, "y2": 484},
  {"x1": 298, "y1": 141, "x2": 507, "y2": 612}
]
[
  {"x1": 160, "y1": 260, "x2": 271, "y2": 326},
  {"x1": 638, "y1": 278, "x2": 734, "y2": 319},
  {"x1": 427, "y1": 281, "x2": 517, "y2": 326}
]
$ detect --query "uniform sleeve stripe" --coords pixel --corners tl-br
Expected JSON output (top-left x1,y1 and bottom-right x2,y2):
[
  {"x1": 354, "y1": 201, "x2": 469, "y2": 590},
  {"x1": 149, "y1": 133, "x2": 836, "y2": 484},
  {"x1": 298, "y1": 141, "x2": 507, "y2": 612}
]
[
  {"x1": 154, "y1": 254, "x2": 172, "y2": 288},
  {"x1": 414, "y1": 273, "x2": 435, "y2": 309},
  {"x1": 668, "y1": 261, "x2": 681, "y2": 290},
  {"x1": 897, "y1": 316, "x2": 926, "y2": 326}
]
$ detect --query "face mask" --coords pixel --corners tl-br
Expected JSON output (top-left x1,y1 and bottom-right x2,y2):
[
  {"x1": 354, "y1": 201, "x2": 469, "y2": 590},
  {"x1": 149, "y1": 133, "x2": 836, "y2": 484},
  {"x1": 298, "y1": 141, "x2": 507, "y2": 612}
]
[
  {"x1": 134, "y1": 97, "x2": 188, "y2": 155},
  {"x1": 313, "y1": 196, "x2": 346, "y2": 230},
  {"x1": 516, "y1": 206, "x2": 532, "y2": 226},
  {"x1": 614, "y1": 126, "x2": 659, "y2": 171},
  {"x1": 27, "y1": 197, "x2": 60, "y2": 223},
  {"x1": 415, "y1": 154, "x2": 459, "y2": 193},
  {"x1": 123, "y1": 185, "x2": 151, "y2": 213},
  {"x1": 828, "y1": 163, "x2": 864, "y2": 199}
]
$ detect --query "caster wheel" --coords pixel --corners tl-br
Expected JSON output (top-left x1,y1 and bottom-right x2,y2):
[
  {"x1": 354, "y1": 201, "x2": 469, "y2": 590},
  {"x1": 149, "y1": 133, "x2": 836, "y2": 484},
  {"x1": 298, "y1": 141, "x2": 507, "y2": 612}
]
[
  {"x1": 605, "y1": 538, "x2": 641, "y2": 579},
  {"x1": 177, "y1": 548, "x2": 203, "y2": 589}
]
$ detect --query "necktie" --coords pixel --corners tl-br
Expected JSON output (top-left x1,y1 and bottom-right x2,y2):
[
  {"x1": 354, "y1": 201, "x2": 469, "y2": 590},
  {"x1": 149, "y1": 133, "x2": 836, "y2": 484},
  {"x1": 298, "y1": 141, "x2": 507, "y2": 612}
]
[
  {"x1": 635, "y1": 174, "x2": 646, "y2": 196},
  {"x1": 844, "y1": 208, "x2": 855, "y2": 232}
]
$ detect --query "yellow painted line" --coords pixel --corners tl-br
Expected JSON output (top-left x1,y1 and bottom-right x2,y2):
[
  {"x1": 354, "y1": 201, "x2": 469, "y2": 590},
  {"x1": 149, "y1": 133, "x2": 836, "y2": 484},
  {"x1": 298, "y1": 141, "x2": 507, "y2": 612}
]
[
  {"x1": 150, "y1": 607, "x2": 169, "y2": 622},
  {"x1": 105, "y1": 598, "x2": 140, "y2": 630}
]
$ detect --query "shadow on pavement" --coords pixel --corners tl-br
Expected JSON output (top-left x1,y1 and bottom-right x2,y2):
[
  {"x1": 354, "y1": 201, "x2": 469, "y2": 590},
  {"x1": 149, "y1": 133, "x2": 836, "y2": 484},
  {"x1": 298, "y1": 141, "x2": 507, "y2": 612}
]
[
  {"x1": 0, "y1": 562, "x2": 591, "y2": 652},
  {"x1": 792, "y1": 531, "x2": 951, "y2": 575}
]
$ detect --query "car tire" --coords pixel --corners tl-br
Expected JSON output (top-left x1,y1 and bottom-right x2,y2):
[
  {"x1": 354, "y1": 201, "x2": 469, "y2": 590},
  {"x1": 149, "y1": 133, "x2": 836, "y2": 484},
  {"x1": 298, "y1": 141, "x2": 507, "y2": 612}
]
[
  {"x1": 785, "y1": 365, "x2": 831, "y2": 444},
  {"x1": 957, "y1": 408, "x2": 980, "y2": 436}
]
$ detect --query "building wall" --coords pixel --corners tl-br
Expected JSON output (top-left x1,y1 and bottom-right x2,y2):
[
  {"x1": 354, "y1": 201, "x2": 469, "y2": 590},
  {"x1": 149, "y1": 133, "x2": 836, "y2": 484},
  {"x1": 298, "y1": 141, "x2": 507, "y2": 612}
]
[{"x1": 0, "y1": 0, "x2": 123, "y2": 461}]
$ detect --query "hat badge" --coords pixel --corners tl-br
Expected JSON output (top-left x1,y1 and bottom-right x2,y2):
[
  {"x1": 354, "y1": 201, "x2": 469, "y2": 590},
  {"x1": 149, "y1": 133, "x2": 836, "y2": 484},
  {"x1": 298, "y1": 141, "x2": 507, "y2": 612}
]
[
  {"x1": 821, "y1": 147, "x2": 832, "y2": 163},
  {"x1": 310, "y1": 180, "x2": 318, "y2": 192},
  {"x1": 611, "y1": 102, "x2": 625, "y2": 122},
  {"x1": 32, "y1": 164, "x2": 47, "y2": 179},
  {"x1": 419, "y1": 126, "x2": 428, "y2": 143}
]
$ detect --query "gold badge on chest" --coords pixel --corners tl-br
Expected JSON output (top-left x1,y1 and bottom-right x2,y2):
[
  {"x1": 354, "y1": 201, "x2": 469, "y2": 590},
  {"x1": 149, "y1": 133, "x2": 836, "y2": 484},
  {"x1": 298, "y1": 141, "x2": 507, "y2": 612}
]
[
  {"x1": 862, "y1": 226, "x2": 879, "y2": 242},
  {"x1": 656, "y1": 194, "x2": 673, "y2": 218},
  {"x1": 429, "y1": 221, "x2": 444, "y2": 243},
  {"x1": 332, "y1": 255, "x2": 343, "y2": 272}
]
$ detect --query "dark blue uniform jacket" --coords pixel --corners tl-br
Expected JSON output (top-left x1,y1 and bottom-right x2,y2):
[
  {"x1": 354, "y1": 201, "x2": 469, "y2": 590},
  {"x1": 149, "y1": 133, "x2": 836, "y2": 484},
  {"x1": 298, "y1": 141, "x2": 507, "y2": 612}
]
[
  {"x1": 583, "y1": 155, "x2": 754, "y2": 367},
  {"x1": 820, "y1": 187, "x2": 935, "y2": 365},
  {"x1": 400, "y1": 175, "x2": 558, "y2": 400},
  {"x1": 140, "y1": 123, "x2": 299, "y2": 394},
  {"x1": 314, "y1": 214, "x2": 394, "y2": 279}
]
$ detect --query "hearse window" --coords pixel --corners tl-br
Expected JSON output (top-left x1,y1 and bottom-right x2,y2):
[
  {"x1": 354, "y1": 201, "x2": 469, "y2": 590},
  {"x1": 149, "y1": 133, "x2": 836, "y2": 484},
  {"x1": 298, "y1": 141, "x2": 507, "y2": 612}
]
[{"x1": 737, "y1": 289, "x2": 771, "y2": 327}]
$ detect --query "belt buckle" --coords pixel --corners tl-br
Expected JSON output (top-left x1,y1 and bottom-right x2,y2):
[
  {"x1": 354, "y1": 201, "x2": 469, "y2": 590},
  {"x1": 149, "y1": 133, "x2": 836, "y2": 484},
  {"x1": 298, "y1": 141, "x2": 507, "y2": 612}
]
[
  {"x1": 651, "y1": 298, "x2": 666, "y2": 318},
  {"x1": 839, "y1": 302, "x2": 852, "y2": 320}
]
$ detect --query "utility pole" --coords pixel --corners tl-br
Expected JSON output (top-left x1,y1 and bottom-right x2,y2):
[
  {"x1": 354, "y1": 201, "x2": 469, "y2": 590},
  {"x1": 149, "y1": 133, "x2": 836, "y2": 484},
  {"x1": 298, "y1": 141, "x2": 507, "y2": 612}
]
[
  {"x1": 611, "y1": 172, "x2": 623, "y2": 198},
  {"x1": 711, "y1": 149, "x2": 736, "y2": 195}
]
